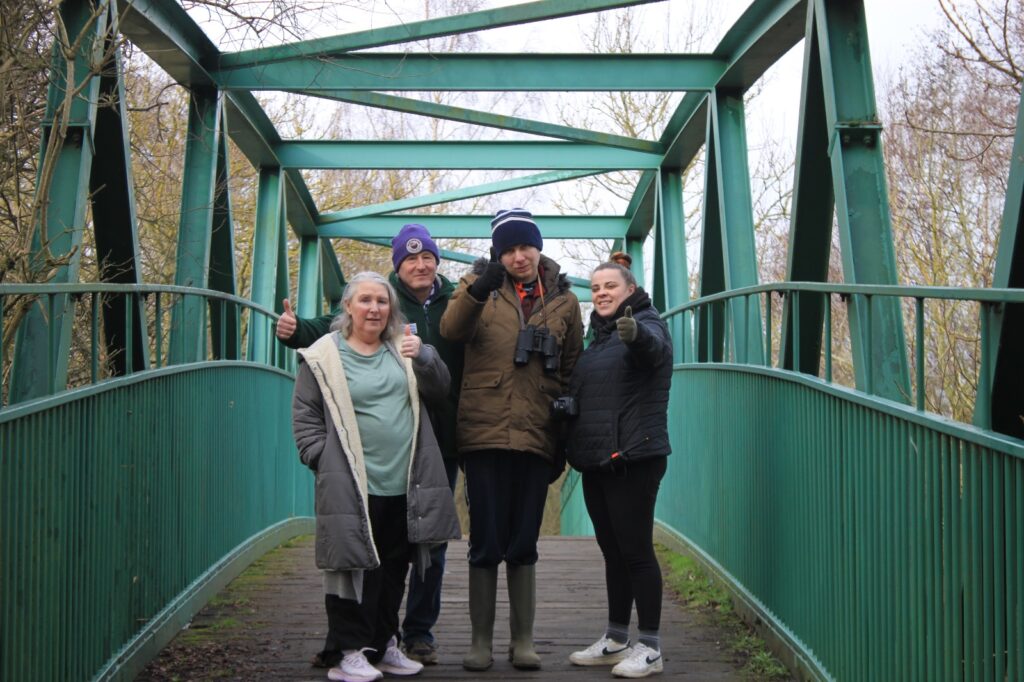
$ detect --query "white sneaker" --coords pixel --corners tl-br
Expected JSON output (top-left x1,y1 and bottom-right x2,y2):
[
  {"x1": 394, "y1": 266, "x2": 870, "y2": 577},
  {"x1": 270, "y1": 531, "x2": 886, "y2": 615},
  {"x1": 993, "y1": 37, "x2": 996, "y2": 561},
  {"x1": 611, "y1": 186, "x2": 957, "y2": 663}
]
[
  {"x1": 569, "y1": 636, "x2": 632, "y2": 666},
  {"x1": 328, "y1": 649, "x2": 384, "y2": 682},
  {"x1": 611, "y1": 642, "x2": 663, "y2": 678},
  {"x1": 375, "y1": 637, "x2": 424, "y2": 676}
]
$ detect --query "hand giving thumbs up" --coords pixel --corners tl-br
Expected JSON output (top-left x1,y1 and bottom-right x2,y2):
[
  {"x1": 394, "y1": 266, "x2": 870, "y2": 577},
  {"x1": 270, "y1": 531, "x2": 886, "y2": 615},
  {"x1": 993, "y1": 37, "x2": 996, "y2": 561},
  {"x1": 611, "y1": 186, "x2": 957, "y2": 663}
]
[
  {"x1": 616, "y1": 305, "x2": 637, "y2": 343},
  {"x1": 276, "y1": 299, "x2": 297, "y2": 340}
]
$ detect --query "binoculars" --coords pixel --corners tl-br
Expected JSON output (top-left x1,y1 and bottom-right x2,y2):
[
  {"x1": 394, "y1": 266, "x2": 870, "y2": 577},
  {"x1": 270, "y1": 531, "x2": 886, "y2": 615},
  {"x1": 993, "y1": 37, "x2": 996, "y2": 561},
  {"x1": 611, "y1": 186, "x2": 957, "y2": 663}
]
[{"x1": 514, "y1": 324, "x2": 560, "y2": 373}]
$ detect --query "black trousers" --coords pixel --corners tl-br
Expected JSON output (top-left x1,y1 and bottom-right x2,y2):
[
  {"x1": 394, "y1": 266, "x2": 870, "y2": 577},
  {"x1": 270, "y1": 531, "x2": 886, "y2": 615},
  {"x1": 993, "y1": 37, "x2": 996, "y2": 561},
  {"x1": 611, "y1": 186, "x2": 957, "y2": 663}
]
[
  {"x1": 321, "y1": 494, "x2": 411, "y2": 663},
  {"x1": 463, "y1": 450, "x2": 551, "y2": 567},
  {"x1": 582, "y1": 456, "x2": 667, "y2": 632}
]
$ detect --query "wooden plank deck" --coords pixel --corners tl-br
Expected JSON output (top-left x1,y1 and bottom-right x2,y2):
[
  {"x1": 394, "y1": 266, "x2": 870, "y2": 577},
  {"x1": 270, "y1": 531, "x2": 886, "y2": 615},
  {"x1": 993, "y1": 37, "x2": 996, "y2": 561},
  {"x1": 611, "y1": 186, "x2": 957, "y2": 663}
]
[{"x1": 139, "y1": 536, "x2": 747, "y2": 680}]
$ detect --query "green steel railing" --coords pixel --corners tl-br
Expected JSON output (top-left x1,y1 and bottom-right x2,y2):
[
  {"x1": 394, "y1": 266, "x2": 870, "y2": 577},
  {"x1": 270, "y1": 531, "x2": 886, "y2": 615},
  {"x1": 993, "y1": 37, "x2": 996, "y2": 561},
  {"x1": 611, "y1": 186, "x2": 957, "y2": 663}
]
[
  {"x1": 0, "y1": 283, "x2": 295, "y2": 408},
  {"x1": 562, "y1": 283, "x2": 1024, "y2": 680},
  {"x1": 1, "y1": 285, "x2": 312, "y2": 681},
  {"x1": 663, "y1": 282, "x2": 1024, "y2": 418}
]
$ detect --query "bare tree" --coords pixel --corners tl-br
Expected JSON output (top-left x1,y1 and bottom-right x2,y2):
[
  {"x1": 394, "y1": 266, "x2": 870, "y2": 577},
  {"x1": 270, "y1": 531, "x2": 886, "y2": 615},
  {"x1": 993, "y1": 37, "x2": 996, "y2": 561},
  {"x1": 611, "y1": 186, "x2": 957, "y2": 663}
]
[{"x1": 881, "y1": 0, "x2": 1021, "y2": 419}]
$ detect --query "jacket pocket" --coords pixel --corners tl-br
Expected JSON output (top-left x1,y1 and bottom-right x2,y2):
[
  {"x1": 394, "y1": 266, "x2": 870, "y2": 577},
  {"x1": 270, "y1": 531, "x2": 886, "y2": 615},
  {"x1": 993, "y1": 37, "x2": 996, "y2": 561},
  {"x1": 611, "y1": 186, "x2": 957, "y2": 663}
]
[
  {"x1": 459, "y1": 371, "x2": 503, "y2": 424},
  {"x1": 462, "y1": 370, "x2": 502, "y2": 391}
]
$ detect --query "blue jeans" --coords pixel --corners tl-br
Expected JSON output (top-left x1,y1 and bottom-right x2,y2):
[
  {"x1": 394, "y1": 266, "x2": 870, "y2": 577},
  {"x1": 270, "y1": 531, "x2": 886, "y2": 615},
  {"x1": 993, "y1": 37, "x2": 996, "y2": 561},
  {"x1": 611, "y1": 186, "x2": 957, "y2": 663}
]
[{"x1": 401, "y1": 457, "x2": 460, "y2": 645}]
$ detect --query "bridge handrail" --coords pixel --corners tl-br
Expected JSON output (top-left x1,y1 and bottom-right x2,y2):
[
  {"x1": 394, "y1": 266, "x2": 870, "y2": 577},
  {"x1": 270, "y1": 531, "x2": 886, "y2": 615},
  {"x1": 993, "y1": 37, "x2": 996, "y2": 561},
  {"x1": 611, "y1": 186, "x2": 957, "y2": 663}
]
[
  {"x1": 658, "y1": 281, "x2": 1022, "y2": 425},
  {"x1": 0, "y1": 282, "x2": 284, "y2": 312},
  {"x1": 663, "y1": 282, "x2": 1024, "y2": 314},
  {"x1": 0, "y1": 283, "x2": 296, "y2": 408}
]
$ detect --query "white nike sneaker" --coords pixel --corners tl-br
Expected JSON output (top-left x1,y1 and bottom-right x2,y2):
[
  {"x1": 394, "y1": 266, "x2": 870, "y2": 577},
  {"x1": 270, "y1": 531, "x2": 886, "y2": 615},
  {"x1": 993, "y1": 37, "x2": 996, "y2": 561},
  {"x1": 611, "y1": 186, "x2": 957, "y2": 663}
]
[
  {"x1": 375, "y1": 637, "x2": 424, "y2": 676},
  {"x1": 568, "y1": 636, "x2": 632, "y2": 666},
  {"x1": 611, "y1": 642, "x2": 663, "y2": 678}
]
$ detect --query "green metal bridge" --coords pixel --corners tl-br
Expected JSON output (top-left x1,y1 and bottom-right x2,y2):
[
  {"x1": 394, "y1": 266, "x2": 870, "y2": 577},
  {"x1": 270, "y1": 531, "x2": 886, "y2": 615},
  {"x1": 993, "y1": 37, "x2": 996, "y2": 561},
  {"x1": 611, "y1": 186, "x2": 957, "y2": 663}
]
[{"x1": 2, "y1": 0, "x2": 1022, "y2": 679}]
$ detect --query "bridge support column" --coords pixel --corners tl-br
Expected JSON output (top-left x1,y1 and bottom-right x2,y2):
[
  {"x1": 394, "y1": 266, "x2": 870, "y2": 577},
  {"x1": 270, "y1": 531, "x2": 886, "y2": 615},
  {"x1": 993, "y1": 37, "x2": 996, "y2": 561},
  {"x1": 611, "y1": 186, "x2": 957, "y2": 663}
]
[
  {"x1": 696, "y1": 89, "x2": 763, "y2": 364},
  {"x1": 982, "y1": 86, "x2": 1024, "y2": 437},
  {"x1": 90, "y1": 18, "x2": 149, "y2": 377},
  {"x1": 247, "y1": 168, "x2": 284, "y2": 364},
  {"x1": 657, "y1": 169, "x2": 690, "y2": 361},
  {"x1": 781, "y1": 6, "x2": 833, "y2": 376},
  {"x1": 9, "y1": 0, "x2": 111, "y2": 402},
  {"x1": 208, "y1": 107, "x2": 240, "y2": 360},
  {"x1": 811, "y1": 0, "x2": 910, "y2": 401},
  {"x1": 169, "y1": 87, "x2": 222, "y2": 365},
  {"x1": 297, "y1": 236, "x2": 322, "y2": 319}
]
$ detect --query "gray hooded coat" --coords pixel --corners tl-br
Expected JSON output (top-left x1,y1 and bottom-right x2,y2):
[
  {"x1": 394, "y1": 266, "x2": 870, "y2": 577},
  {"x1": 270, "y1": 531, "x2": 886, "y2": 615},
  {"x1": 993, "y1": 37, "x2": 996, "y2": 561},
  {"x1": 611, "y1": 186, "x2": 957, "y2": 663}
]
[{"x1": 292, "y1": 332, "x2": 461, "y2": 596}]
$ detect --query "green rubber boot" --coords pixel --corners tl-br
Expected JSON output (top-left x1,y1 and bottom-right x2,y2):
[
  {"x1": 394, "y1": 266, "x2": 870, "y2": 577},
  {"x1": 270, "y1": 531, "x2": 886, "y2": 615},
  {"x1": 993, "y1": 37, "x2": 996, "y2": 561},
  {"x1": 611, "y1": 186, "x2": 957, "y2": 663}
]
[
  {"x1": 463, "y1": 566, "x2": 498, "y2": 671},
  {"x1": 507, "y1": 564, "x2": 541, "y2": 670}
]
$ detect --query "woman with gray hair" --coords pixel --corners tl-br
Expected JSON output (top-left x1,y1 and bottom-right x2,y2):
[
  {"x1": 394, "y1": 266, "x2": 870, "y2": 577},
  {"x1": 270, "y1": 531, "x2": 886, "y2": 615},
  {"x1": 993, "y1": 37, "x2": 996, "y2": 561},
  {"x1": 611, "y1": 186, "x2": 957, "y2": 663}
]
[{"x1": 292, "y1": 271, "x2": 461, "y2": 682}]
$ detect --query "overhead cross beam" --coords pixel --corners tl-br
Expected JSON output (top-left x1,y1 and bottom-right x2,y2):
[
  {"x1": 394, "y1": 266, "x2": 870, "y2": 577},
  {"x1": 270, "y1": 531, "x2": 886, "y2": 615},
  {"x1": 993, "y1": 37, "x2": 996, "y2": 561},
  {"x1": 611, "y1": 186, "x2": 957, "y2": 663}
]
[
  {"x1": 217, "y1": 0, "x2": 668, "y2": 68},
  {"x1": 319, "y1": 171, "x2": 603, "y2": 222},
  {"x1": 316, "y1": 215, "x2": 629, "y2": 240},
  {"x1": 274, "y1": 141, "x2": 664, "y2": 170},
  {"x1": 212, "y1": 54, "x2": 727, "y2": 92},
  {"x1": 293, "y1": 90, "x2": 663, "y2": 152}
]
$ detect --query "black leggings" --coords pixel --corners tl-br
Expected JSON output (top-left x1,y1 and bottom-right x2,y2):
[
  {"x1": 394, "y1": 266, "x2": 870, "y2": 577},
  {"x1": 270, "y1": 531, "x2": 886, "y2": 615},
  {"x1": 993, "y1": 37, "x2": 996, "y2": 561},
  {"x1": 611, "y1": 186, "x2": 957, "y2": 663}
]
[
  {"x1": 322, "y1": 495, "x2": 411, "y2": 662},
  {"x1": 582, "y1": 457, "x2": 667, "y2": 632}
]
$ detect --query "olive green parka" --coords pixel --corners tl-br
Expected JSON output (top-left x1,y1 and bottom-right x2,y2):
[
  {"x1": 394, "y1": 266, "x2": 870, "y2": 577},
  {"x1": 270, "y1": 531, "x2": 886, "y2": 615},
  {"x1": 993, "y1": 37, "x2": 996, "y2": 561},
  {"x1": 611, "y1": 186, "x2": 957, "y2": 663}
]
[{"x1": 440, "y1": 255, "x2": 583, "y2": 461}]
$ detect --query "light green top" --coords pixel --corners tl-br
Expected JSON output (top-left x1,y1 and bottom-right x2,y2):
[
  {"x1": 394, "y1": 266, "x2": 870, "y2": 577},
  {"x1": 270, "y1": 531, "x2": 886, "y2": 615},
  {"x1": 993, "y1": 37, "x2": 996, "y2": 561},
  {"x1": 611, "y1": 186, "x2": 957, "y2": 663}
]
[{"x1": 338, "y1": 337, "x2": 414, "y2": 496}]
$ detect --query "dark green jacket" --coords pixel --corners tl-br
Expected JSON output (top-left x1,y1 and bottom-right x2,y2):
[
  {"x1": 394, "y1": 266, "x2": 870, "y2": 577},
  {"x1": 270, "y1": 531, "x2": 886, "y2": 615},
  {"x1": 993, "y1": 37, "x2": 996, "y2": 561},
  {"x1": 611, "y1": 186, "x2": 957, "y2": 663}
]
[{"x1": 282, "y1": 273, "x2": 463, "y2": 460}]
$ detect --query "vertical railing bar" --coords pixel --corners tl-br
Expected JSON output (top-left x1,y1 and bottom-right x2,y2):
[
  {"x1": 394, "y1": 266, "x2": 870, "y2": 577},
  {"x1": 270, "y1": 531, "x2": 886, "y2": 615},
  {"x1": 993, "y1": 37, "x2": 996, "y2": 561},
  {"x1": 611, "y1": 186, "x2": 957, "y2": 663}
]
[
  {"x1": 47, "y1": 293, "x2": 57, "y2": 394},
  {"x1": 91, "y1": 292, "x2": 99, "y2": 383},
  {"x1": 824, "y1": 292, "x2": 832, "y2": 382},
  {"x1": 241, "y1": 303, "x2": 248, "y2": 362},
  {"x1": 219, "y1": 298, "x2": 226, "y2": 361},
  {"x1": 1013, "y1": 460, "x2": 1023, "y2": 681},
  {"x1": 955, "y1": 442, "x2": 966, "y2": 682},
  {"x1": 154, "y1": 292, "x2": 162, "y2": 369},
  {"x1": 864, "y1": 294, "x2": 874, "y2": 395},
  {"x1": 742, "y1": 294, "x2": 749, "y2": 364},
  {"x1": 793, "y1": 290, "x2": 801, "y2": 373},
  {"x1": 0, "y1": 294, "x2": 3, "y2": 401},
  {"x1": 916, "y1": 297, "x2": 925, "y2": 411},
  {"x1": 982, "y1": 450, "x2": 994, "y2": 682},
  {"x1": 976, "y1": 302, "x2": 992, "y2": 427},
  {"x1": 722, "y1": 299, "x2": 731, "y2": 362},
  {"x1": 993, "y1": 454, "x2": 1006, "y2": 682},
  {"x1": 125, "y1": 292, "x2": 134, "y2": 376},
  {"x1": 681, "y1": 310, "x2": 688, "y2": 364},
  {"x1": 969, "y1": 447, "x2": 982, "y2": 678},
  {"x1": 765, "y1": 291, "x2": 773, "y2": 367},
  {"x1": 268, "y1": 312, "x2": 274, "y2": 366},
  {"x1": 925, "y1": 430, "x2": 937, "y2": 679},
  {"x1": 940, "y1": 436, "x2": 953, "y2": 679},
  {"x1": 707, "y1": 304, "x2": 713, "y2": 362},
  {"x1": 236, "y1": 301, "x2": 242, "y2": 360}
]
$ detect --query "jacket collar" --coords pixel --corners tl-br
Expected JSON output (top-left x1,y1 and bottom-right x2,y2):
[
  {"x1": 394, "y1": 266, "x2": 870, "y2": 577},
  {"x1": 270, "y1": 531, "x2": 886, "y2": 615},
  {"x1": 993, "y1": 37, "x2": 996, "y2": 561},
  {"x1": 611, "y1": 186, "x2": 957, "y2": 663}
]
[
  {"x1": 470, "y1": 254, "x2": 571, "y2": 295},
  {"x1": 389, "y1": 271, "x2": 455, "y2": 306}
]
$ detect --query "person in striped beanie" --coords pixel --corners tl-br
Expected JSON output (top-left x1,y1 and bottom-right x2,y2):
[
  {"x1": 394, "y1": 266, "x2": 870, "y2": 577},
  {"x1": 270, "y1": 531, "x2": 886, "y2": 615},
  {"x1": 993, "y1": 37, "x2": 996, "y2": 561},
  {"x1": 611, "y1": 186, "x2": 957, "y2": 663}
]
[{"x1": 441, "y1": 208, "x2": 584, "y2": 672}]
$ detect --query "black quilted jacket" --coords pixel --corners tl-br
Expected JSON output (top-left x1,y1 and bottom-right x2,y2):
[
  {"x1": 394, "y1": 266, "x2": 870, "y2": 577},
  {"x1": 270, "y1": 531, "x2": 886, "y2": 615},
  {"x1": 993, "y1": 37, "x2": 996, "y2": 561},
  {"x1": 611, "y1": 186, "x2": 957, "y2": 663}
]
[{"x1": 566, "y1": 289, "x2": 672, "y2": 471}]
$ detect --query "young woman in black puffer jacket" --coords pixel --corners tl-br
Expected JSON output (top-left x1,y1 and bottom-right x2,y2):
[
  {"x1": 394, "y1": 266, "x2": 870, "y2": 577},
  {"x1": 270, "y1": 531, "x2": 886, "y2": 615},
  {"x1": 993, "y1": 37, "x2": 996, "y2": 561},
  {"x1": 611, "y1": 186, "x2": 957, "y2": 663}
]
[{"x1": 565, "y1": 262, "x2": 673, "y2": 679}]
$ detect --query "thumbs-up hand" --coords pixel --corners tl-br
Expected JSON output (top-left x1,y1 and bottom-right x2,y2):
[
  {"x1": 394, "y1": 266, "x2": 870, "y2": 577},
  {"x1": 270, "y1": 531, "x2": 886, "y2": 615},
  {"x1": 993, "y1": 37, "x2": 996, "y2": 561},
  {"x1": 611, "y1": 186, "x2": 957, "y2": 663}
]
[
  {"x1": 400, "y1": 323, "x2": 422, "y2": 358},
  {"x1": 275, "y1": 298, "x2": 297, "y2": 340},
  {"x1": 616, "y1": 305, "x2": 637, "y2": 343}
]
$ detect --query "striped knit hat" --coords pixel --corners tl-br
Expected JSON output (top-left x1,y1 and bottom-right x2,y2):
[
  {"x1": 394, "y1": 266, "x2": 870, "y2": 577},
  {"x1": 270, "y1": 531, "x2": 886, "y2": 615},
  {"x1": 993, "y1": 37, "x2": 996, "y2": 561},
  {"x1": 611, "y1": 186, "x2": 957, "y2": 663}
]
[{"x1": 490, "y1": 208, "x2": 543, "y2": 255}]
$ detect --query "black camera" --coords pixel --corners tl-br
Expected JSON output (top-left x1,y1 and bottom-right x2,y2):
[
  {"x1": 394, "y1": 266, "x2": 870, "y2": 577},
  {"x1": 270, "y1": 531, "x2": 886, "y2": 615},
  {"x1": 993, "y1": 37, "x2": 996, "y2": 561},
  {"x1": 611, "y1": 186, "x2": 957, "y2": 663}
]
[
  {"x1": 550, "y1": 395, "x2": 578, "y2": 420},
  {"x1": 513, "y1": 325, "x2": 561, "y2": 373}
]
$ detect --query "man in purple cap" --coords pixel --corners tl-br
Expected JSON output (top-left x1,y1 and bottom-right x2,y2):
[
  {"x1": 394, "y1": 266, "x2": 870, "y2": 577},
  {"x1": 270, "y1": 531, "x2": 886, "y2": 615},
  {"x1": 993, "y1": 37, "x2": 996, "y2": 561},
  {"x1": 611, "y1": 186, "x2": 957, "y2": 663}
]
[{"x1": 276, "y1": 224, "x2": 463, "y2": 667}]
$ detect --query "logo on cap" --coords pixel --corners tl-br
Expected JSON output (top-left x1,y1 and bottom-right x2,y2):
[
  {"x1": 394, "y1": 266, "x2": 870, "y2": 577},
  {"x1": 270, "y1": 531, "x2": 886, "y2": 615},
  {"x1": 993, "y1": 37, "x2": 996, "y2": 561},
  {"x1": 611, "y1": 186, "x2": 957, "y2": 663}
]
[{"x1": 406, "y1": 238, "x2": 423, "y2": 254}]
